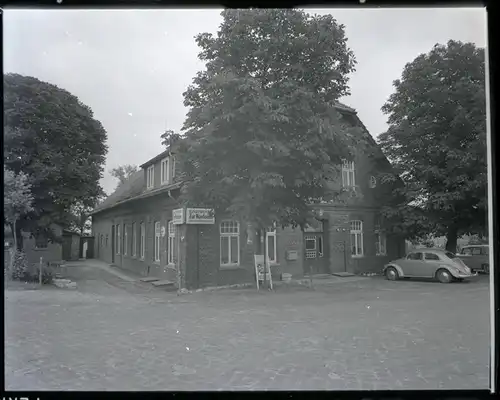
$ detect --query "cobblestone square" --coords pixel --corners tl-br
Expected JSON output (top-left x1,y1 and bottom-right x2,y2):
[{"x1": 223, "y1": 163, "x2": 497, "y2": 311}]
[{"x1": 4, "y1": 263, "x2": 490, "y2": 390}]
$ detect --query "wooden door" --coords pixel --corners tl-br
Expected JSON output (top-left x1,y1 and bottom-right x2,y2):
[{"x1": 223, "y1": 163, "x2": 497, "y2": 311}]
[{"x1": 304, "y1": 233, "x2": 328, "y2": 274}]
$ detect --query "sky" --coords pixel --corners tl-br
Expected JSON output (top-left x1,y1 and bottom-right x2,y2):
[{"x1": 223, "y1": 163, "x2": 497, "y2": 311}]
[{"x1": 4, "y1": 7, "x2": 486, "y2": 195}]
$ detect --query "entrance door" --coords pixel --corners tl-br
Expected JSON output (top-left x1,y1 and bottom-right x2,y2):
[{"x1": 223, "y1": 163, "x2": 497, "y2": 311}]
[{"x1": 304, "y1": 233, "x2": 328, "y2": 274}]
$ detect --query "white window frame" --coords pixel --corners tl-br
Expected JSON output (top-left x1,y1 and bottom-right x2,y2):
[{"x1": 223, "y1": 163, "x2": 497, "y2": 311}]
[
  {"x1": 167, "y1": 221, "x2": 175, "y2": 265},
  {"x1": 160, "y1": 157, "x2": 170, "y2": 185},
  {"x1": 140, "y1": 222, "x2": 145, "y2": 260},
  {"x1": 350, "y1": 220, "x2": 364, "y2": 258},
  {"x1": 123, "y1": 224, "x2": 128, "y2": 256},
  {"x1": 220, "y1": 220, "x2": 240, "y2": 267},
  {"x1": 172, "y1": 155, "x2": 176, "y2": 178},
  {"x1": 147, "y1": 165, "x2": 154, "y2": 189},
  {"x1": 342, "y1": 160, "x2": 356, "y2": 187},
  {"x1": 154, "y1": 221, "x2": 161, "y2": 263},
  {"x1": 375, "y1": 231, "x2": 387, "y2": 256},
  {"x1": 265, "y1": 228, "x2": 277, "y2": 264},
  {"x1": 132, "y1": 222, "x2": 137, "y2": 257},
  {"x1": 116, "y1": 224, "x2": 121, "y2": 255}
]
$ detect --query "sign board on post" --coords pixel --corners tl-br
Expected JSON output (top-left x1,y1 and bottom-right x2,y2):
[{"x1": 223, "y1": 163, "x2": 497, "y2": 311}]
[
  {"x1": 172, "y1": 208, "x2": 185, "y2": 225},
  {"x1": 186, "y1": 208, "x2": 215, "y2": 225},
  {"x1": 254, "y1": 255, "x2": 273, "y2": 290}
]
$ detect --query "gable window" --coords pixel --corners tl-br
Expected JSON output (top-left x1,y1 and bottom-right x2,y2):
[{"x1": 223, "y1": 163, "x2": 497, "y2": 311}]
[
  {"x1": 147, "y1": 165, "x2": 154, "y2": 189},
  {"x1": 140, "y1": 222, "x2": 145, "y2": 260},
  {"x1": 375, "y1": 232, "x2": 387, "y2": 256},
  {"x1": 161, "y1": 157, "x2": 170, "y2": 185},
  {"x1": 116, "y1": 224, "x2": 121, "y2": 255},
  {"x1": 350, "y1": 220, "x2": 363, "y2": 257},
  {"x1": 154, "y1": 221, "x2": 161, "y2": 263},
  {"x1": 132, "y1": 222, "x2": 137, "y2": 257},
  {"x1": 266, "y1": 227, "x2": 277, "y2": 264},
  {"x1": 123, "y1": 224, "x2": 128, "y2": 256},
  {"x1": 342, "y1": 160, "x2": 356, "y2": 187},
  {"x1": 167, "y1": 221, "x2": 175, "y2": 265},
  {"x1": 220, "y1": 220, "x2": 240, "y2": 266}
]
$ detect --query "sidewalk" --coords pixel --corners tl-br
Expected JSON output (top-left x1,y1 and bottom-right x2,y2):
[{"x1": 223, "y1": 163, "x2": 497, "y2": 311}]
[{"x1": 63, "y1": 259, "x2": 139, "y2": 283}]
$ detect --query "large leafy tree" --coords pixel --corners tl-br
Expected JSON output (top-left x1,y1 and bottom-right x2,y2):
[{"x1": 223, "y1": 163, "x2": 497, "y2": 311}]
[
  {"x1": 4, "y1": 73, "x2": 108, "y2": 248},
  {"x1": 378, "y1": 40, "x2": 487, "y2": 252},
  {"x1": 3, "y1": 167, "x2": 34, "y2": 250},
  {"x1": 110, "y1": 164, "x2": 138, "y2": 189},
  {"x1": 177, "y1": 8, "x2": 359, "y2": 241}
]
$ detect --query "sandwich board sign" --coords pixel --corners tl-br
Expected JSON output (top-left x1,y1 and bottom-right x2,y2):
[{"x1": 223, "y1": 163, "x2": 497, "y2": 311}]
[{"x1": 254, "y1": 254, "x2": 273, "y2": 290}]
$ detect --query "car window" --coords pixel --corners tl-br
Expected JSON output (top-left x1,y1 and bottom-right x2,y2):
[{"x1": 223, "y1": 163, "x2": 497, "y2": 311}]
[
  {"x1": 424, "y1": 253, "x2": 440, "y2": 261},
  {"x1": 407, "y1": 252, "x2": 423, "y2": 260},
  {"x1": 472, "y1": 247, "x2": 481, "y2": 255},
  {"x1": 445, "y1": 251, "x2": 457, "y2": 259},
  {"x1": 462, "y1": 248, "x2": 472, "y2": 255},
  {"x1": 482, "y1": 247, "x2": 489, "y2": 256}
]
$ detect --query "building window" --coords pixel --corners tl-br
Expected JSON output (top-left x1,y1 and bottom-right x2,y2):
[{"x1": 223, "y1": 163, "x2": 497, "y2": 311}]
[
  {"x1": 172, "y1": 156, "x2": 176, "y2": 178},
  {"x1": 123, "y1": 224, "x2": 128, "y2": 256},
  {"x1": 100, "y1": 234, "x2": 104, "y2": 247},
  {"x1": 105, "y1": 234, "x2": 109, "y2": 247},
  {"x1": 342, "y1": 160, "x2": 355, "y2": 187},
  {"x1": 318, "y1": 236, "x2": 324, "y2": 257},
  {"x1": 375, "y1": 232, "x2": 387, "y2": 256},
  {"x1": 168, "y1": 221, "x2": 175, "y2": 265},
  {"x1": 350, "y1": 220, "x2": 363, "y2": 257},
  {"x1": 160, "y1": 157, "x2": 170, "y2": 185},
  {"x1": 154, "y1": 221, "x2": 161, "y2": 263},
  {"x1": 220, "y1": 220, "x2": 240, "y2": 266},
  {"x1": 132, "y1": 222, "x2": 137, "y2": 257},
  {"x1": 305, "y1": 236, "x2": 317, "y2": 259},
  {"x1": 147, "y1": 165, "x2": 154, "y2": 189},
  {"x1": 265, "y1": 228, "x2": 277, "y2": 264},
  {"x1": 140, "y1": 222, "x2": 145, "y2": 260}
]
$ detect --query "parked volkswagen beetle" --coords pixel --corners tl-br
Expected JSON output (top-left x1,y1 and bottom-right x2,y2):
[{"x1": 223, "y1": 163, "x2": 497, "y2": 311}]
[{"x1": 383, "y1": 248, "x2": 476, "y2": 283}]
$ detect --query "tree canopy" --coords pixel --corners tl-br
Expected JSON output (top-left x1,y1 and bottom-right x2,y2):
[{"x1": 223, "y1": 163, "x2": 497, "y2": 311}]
[
  {"x1": 4, "y1": 73, "x2": 108, "y2": 246},
  {"x1": 110, "y1": 164, "x2": 138, "y2": 188},
  {"x1": 177, "y1": 9, "x2": 360, "y2": 231},
  {"x1": 378, "y1": 40, "x2": 487, "y2": 251}
]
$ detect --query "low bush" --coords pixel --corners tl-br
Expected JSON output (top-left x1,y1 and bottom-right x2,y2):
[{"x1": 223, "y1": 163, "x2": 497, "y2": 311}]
[{"x1": 11, "y1": 250, "x2": 29, "y2": 281}]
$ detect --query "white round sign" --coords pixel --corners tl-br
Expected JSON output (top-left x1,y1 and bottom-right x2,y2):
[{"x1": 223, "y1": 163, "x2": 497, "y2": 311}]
[{"x1": 160, "y1": 226, "x2": 166, "y2": 237}]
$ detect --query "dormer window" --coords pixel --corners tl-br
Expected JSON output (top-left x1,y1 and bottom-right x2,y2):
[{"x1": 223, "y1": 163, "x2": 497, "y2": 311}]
[
  {"x1": 147, "y1": 165, "x2": 154, "y2": 189},
  {"x1": 161, "y1": 157, "x2": 170, "y2": 185},
  {"x1": 342, "y1": 160, "x2": 355, "y2": 187}
]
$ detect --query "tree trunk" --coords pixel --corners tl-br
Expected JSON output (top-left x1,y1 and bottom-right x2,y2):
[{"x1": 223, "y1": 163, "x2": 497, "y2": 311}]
[
  {"x1": 13, "y1": 220, "x2": 23, "y2": 251},
  {"x1": 445, "y1": 226, "x2": 458, "y2": 253}
]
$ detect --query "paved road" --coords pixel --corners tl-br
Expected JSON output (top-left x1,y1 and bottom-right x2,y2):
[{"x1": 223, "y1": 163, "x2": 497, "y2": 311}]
[{"x1": 4, "y1": 262, "x2": 490, "y2": 391}]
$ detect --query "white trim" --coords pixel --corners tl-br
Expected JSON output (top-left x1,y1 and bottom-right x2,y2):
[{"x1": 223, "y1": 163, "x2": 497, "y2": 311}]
[
  {"x1": 140, "y1": 222, "x2": 145, "y2": 260},
  {"x1": 265, "y1": 229, "x2": 277, "y2": 264},
  {"x1": 116, "y1": 224, "x2": 121, "y2": 255},
  {"x1": 132, "y1": 222, "x2": 137, "y2": 257},
  {"x1": 167, "y1": 220, "x2": 175, "y2": 265},
  {"x1": 154, "y1": 221, "x2": 161, "y2": 263},
  {"x1": 375, "y1": 232, "x2": 387, "y2": 256},
  {"x1": 342, "y1": 160, "x2": 356, "y2": 187},
  {"x1": 220, "y1": 220, "x2": 240, "y2": 266},
  {"x1": 146, "y1": 165, "x2": 154, "y2": 189},
  {"x1": 160, "y1": 157, "x2": 170, "y2": 185},
  {"x1": 350, "y1": 220, "x2": 363, "y2": 257},
  {"x1": 123, "y1": 224, "x2": 128, "y2": 256}
]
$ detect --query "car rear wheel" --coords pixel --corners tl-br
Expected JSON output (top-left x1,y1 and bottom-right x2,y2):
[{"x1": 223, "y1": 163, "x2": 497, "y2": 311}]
[
  {"x1": 436, "y1": 269, "x2": 452, "y2": 284},
  {"x1": 482, "y1": 264, "x2": 490, "y2": 274},
  {"x1": 385, "y1": 266, "x2": 399, "y2": 281}
]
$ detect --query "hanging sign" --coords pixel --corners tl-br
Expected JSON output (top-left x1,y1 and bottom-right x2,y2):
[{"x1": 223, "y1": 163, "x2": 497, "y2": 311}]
[
  {"x1": 172, "y1": 208, "x2": 185, "y2": 225},
  {"x1": 185, "y1": 208, "x2": 215, "y2": 225},
  {"x1": 160, "y1": 226, "x2": 166, "y2": 237}
]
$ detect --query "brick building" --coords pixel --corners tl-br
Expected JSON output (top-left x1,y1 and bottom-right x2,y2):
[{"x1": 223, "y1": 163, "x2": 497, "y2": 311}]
[{"x1": 91, "y1": 103, "x2": 405, "y2": 290}]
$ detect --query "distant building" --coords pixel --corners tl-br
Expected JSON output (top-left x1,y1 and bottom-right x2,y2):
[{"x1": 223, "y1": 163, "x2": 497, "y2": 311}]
[{"x1": 91, "y1": 103, "x2": 405, "y2": 290}]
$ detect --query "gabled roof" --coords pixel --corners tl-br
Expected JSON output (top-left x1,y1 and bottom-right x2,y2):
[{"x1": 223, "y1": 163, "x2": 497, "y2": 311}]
[
  {"x1": 91, "y1": 170, "x2": 145, "y2": 215},
  {"x1": 92, "y1": 101, "x2": 393, "y2": 217}
]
